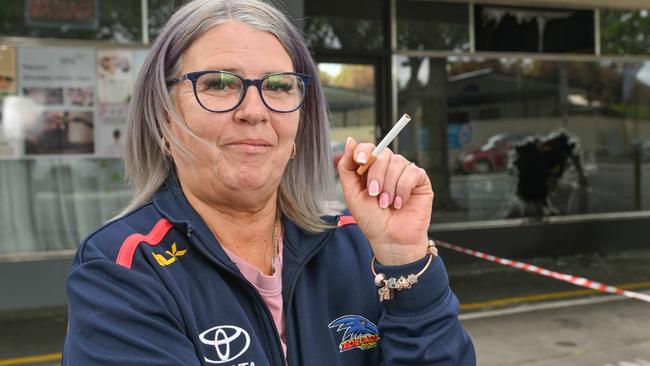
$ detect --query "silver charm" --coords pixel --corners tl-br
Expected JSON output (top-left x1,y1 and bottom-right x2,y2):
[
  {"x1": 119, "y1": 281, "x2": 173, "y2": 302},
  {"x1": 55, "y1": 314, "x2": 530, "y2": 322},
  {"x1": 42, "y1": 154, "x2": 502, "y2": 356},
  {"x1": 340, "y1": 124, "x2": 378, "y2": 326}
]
[
  {"x1": 396, "y1": 276, "x2": 412, "y2": 290},
  {"x1": 378, "y1": 285, "x2": 393, "y2": 302}
]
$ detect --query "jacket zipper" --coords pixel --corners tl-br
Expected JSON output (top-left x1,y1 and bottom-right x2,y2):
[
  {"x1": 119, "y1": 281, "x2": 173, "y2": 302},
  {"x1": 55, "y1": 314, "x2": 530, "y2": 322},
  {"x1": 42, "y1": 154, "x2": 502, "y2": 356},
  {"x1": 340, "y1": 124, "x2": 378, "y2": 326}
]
[
  {"x1": 283, "y1": 228, "x2": 336, "y2": 366},
  {"x1": 186, "y1": 228, "x2": 287, "y2": 366}
]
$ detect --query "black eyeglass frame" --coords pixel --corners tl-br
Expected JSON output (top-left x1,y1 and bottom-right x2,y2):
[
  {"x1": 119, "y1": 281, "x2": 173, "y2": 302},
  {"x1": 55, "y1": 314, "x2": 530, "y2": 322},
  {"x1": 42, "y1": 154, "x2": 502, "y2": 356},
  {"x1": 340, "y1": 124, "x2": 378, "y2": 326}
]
[{"x1": 167, "y1": 70, "x2": 312, "y2": 113}]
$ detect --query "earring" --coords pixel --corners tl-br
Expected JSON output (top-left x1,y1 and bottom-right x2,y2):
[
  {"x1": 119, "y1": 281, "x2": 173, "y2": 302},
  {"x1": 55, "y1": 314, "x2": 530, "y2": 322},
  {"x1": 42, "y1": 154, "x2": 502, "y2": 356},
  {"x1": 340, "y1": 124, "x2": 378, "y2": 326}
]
[
  {"x1": 290, "y1": 142, "x2": 296, "y2": 159},
  {"x1": 162, "y1": 137, "x2": 171, "y2": 154}
]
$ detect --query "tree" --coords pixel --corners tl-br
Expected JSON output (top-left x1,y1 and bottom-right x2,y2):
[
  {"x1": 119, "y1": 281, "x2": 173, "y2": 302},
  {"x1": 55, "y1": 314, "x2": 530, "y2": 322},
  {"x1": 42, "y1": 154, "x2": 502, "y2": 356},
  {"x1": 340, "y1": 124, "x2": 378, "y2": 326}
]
[
  {"x1": 601, "y1": 10, "x2": 650, "y2": 55},
  {"x1": 332, "y1": 65, "x2": 373, "y2": 93}
]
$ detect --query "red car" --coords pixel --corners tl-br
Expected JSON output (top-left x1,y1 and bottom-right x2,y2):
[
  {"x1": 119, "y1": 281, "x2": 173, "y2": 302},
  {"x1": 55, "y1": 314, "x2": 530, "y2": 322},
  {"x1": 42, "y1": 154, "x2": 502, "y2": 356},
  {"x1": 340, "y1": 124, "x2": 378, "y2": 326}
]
[{"x1": 456, "y1": 133, "x2": 526, "y2": 174}]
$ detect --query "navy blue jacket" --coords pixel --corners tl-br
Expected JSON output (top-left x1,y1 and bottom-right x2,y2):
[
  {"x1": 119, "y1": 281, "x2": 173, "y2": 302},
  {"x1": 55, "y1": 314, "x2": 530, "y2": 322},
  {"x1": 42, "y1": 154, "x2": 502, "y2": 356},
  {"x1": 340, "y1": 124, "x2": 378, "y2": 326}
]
[{"x1": 63, "y1": 180, "x2": 475, "y2": 365}]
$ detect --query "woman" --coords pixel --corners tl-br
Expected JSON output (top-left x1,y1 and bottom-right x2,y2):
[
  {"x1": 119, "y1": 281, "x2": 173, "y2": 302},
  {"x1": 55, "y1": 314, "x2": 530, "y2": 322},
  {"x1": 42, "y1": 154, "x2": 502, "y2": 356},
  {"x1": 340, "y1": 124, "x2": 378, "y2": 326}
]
[{"x1": 63, "y1": 0, "x2": 475, "y2": 364}]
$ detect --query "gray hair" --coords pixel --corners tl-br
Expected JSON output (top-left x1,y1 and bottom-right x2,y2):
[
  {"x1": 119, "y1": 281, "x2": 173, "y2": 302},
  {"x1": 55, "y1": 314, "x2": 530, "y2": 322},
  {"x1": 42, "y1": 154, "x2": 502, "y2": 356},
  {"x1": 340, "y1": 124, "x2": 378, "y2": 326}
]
[{"x1": 120, "y1": 0, "x2": 341, "y2": 232}]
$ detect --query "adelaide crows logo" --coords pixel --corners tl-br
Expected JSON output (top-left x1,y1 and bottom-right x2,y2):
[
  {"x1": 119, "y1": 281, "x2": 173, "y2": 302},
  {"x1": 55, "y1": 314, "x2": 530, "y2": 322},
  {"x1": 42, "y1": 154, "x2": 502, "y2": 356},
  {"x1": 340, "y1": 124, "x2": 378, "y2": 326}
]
[{"x1": 328, "y1": 315, "x2": 380, "y2": 352}]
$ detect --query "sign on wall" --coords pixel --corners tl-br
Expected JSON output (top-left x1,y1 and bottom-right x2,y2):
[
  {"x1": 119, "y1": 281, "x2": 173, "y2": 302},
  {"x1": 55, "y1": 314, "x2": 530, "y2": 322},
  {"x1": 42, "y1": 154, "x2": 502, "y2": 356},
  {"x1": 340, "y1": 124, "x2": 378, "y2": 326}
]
[
  {"x1": 18, "y1": 47, "x2": 96, "y2": 155},
  {"x1": 96, "y1": 49, "x2": 133, "y2": 157},
  {"x1": 95, "y1": 49, "x2": 149, "y2": 157},
  {"x1": 0, "y1": 46, "x2": 19, "y2": 159},
  {"x1": 25, "y1": 0, "x2": 99, "y2": 30}
]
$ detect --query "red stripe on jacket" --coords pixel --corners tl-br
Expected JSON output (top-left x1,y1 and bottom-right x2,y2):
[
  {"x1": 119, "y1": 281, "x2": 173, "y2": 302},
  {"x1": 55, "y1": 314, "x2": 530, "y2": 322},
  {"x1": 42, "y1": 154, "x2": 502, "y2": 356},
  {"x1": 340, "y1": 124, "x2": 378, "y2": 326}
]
[
  {"x1": 338, "y1": 215, "x2": 356, "y2": 227},
  {"x1": 116, "y1": 219, "x2": 174, "y2": 269}
]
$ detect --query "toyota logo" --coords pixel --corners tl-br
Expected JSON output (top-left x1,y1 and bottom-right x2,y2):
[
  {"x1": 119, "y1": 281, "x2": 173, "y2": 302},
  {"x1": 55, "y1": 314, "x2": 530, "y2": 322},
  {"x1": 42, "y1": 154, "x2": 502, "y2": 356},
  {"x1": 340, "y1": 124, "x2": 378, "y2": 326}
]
[{"x1": 199, "y1": 325, "x2": 251, "y2": 364}]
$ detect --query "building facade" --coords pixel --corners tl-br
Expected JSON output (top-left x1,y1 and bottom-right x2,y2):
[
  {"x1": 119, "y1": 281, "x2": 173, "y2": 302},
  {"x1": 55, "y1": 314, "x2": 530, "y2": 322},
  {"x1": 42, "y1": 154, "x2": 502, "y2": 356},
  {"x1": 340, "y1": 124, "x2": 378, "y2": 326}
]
[{"x1": 1, "y1": 0, "x2": 650, "y2": 311}]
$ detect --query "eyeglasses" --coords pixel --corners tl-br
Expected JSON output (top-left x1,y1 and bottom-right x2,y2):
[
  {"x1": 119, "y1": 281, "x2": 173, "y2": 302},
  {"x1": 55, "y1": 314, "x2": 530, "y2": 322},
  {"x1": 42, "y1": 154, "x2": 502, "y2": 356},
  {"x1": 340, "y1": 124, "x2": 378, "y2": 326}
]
[{"x1": 167, "y1": 70, "x2": 312, "y2": 113}]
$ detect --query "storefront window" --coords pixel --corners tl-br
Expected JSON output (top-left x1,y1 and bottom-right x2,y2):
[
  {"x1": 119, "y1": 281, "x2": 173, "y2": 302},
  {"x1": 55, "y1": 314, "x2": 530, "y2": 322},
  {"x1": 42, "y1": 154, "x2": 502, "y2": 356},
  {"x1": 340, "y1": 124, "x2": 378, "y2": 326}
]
[
  {"x1": 148, "y1": 0, "x2": 190, "y2": 42},
  {"x1": 0, "y1": 158, "x2": 130, "y2": 254},
  {"x1": 601, "y1": 9, "x2": 650, "y2": 55},
  {"x1": 319, "y1": 62, "x2": 376, "y2": 200},
  {"x1": 320, "y1": 63, "x2": 376, "y2": 144},
  {"x1": 475, "y1": 5, "x2": 595, "y2": 54},
  {"x1": 0, "y1": 45, "x2": 148, "y2": 255},
  {"x1": 305, "y1": 0, "x2": 384, "y2": 51},
  {"x1": 396, "y1": 55, "x2": 650, "y2": 222},
  {"x1": 3, "y1": 0, "x2": 650, "y2": 257},
  {"x1": 396, "y1": 1, "x2": 469, "y2": 52},
  {"x1": 0, "y1": 0, "x2": 142, "y2": 43}
]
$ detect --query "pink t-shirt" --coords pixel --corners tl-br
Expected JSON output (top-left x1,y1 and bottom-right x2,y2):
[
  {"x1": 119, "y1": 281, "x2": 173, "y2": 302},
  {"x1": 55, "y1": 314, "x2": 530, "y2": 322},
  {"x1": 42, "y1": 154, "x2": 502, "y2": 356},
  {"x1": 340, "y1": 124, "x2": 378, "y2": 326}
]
[{"x1": 222, "y1": 238, "x2": 287, "y2": 358}]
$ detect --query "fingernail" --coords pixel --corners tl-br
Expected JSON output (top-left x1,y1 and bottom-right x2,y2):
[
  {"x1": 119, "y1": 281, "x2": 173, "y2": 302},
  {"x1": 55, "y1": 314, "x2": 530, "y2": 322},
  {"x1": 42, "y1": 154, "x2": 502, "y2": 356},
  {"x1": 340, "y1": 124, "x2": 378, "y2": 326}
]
[
  {"x1": 394, "y1": 196, "x2": 402, "y2": 209},
  {"x1": 345, "y1": 137, "x2": 352, "y2": 151},
  {"x1": 368, "y1": 180, "x2": 379, "y2": 196},
  {"x1": 356, "y1": 151, "x2": 368, "y2": 164},
  {"x1": 379, "y1": 192, "x2": 389, "y2": 208}
]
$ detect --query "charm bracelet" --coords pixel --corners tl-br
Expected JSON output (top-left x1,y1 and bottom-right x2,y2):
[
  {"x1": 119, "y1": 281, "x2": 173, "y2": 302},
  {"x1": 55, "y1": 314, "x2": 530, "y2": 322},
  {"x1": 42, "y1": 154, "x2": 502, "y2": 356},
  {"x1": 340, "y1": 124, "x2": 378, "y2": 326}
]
[{"x1": 371, "y1": 240, "x2": 438, "y2": 302}]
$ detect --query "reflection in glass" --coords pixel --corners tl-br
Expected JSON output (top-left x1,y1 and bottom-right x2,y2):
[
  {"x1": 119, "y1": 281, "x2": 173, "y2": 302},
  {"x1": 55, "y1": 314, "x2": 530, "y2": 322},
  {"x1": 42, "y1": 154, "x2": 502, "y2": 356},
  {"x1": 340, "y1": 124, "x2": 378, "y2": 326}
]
[
  {"x1": 396, "y1": 1, "x2": 469, "y2": 51},
  {"x1": 319, "y1": 63, "x2": 375, "y2": 200},
  {"x1": 148, "y1": 0, "x2": 190, "y2": 42},
  {"x1": 320, "y1": 63, "x2": 375, "y2": 143},
  {"x1": 0, "y1": 158, "x2": 131, "y2": 254},
  {"x1": 601, "y1": 9, "x2": 650, "y2": 55},
  {"x1": 397, "y1": 56, "x2": 650, "y2": 222},
  {"x1": 305, "y1": 0, "x2": 384, "y2": 50},
  {"x1": 0, "y1": 0, "x2": 142, "y2": 42}
]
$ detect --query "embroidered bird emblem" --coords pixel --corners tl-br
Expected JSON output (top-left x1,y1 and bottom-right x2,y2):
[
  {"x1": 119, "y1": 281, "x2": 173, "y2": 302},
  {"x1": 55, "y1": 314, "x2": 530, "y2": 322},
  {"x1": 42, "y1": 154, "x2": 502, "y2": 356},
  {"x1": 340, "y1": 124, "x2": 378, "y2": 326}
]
[{"x1": 328, "y1": 315, "x2": 379, "y2": 341}]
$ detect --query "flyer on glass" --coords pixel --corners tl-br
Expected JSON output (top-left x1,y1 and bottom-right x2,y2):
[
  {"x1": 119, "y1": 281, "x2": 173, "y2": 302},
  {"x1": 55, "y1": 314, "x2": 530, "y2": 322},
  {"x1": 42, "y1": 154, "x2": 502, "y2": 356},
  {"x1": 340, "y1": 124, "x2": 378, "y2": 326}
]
[
  {"x1": 18, "y1": 47, "x2": 95, "y2": 155},
  {"x1": 96, "y1": 49, "x2": 133, "y2": 157},
  {"x1": 0, "y1": 46, "x2": 20, "y2": 159}
]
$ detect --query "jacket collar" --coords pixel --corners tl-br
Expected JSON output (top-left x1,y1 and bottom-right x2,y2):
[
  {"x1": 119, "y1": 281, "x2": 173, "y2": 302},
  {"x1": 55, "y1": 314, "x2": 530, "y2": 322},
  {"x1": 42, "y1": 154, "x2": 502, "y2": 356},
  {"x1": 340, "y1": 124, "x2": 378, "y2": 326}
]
[{"x1": 153, "y1": 178, "x2": 338, "y2": 271}]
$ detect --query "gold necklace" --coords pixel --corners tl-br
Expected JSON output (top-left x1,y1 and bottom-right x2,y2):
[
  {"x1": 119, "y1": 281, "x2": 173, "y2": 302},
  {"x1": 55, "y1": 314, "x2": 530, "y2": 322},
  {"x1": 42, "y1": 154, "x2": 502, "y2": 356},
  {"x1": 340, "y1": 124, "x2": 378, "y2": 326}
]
[{"x1": 271, "y1": 217, "x2": 279, "y2": 275}]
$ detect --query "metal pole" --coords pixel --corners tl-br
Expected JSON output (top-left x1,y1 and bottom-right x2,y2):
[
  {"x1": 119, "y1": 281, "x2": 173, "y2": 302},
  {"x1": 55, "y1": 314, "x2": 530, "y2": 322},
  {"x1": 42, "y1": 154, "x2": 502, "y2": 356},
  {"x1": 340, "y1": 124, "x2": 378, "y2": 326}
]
[
  {"x1": 389, "y1": 0, "x2": 399, "y2": 151},
  {"x1": 141, "y1": 0, "x2": 149, "y2": 44},
  {"x1": 469, "y1": 2, "x2": 475, "y2": 53},
  {"x1": 634, "y1": 144, "x2": 642, "y2": 210}
]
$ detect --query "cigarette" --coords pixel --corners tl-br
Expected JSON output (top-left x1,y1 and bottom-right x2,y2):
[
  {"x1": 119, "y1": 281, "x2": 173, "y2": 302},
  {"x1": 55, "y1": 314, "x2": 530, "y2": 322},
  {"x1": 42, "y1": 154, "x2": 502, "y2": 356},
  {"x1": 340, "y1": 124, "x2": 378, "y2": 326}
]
[{"x1": 356, "y1": 113, "x2": 412, "y2": 175}]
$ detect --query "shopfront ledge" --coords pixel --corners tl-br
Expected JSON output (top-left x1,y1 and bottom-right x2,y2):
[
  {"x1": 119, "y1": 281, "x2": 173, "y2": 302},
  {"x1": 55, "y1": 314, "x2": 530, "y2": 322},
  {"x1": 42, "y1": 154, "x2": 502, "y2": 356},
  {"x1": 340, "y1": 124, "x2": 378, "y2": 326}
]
[
  {"x1": 0, "y1": 250, "x2": 76, "y2": 263},
  {"x1": 429, "y1": 210, "x2": 650, "y2": 263}
]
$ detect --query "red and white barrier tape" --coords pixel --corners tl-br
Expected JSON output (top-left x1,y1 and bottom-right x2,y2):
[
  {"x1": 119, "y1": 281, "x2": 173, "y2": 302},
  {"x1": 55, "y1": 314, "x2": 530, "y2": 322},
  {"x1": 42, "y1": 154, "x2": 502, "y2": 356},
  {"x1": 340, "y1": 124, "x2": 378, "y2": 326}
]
[{"x1": 436, "y1": 241, "x2": 650, "y2": 303}]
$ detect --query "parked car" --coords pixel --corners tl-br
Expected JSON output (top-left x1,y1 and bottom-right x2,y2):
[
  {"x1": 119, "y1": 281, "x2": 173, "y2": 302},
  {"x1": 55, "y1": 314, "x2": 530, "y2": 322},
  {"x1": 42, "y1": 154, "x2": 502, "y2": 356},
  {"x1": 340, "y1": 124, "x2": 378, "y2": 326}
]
[{"x1": 456, "y1": 133, "x2": 527, "y2": 174}]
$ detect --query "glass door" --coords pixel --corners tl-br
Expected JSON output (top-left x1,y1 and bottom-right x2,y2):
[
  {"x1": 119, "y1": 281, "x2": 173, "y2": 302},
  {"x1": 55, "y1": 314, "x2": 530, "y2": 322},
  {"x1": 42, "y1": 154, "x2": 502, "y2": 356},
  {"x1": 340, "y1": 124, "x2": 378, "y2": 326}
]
[{"x1": 318, "y1": 62, "x2": 376, "y2": 165}]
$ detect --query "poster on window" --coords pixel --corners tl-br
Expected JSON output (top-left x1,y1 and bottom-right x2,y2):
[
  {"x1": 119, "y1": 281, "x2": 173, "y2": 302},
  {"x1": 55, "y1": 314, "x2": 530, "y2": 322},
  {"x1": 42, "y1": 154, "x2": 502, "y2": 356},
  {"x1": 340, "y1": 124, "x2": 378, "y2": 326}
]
[
  {"x1": 0, "y1": 46, "x2": 20, "y2": 159},
  {"x1": 18, "y1": 47, "x2": 95, "y2": 155},
  {"x1": 96, "y1": 49, "x2": 133, "y2": 157}
]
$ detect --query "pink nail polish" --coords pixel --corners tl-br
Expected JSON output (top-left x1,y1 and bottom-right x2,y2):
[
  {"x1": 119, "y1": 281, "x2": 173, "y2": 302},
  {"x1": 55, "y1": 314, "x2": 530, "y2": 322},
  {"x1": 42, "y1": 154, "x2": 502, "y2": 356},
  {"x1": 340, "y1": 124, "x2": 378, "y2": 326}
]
[
  {"x1": 379, "y1": 192, "x2": 389, "y2": 208},
  {"x1": 394, "y1": 196, "x2": 402, "y2": 209},
  {"x1": 357, "y1": 151, "x2": 368, "y2": 164},
  {"x1": 368, "y1": 180, "x2": 380, "y2": 196}
]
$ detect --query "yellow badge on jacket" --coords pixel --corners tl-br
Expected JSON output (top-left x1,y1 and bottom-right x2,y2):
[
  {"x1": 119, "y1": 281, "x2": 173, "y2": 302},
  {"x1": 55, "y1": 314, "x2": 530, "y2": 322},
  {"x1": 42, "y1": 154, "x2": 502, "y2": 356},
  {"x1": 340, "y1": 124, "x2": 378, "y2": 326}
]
[{"x1": 152, "y1": 242, "x2": 187, "y2": 266}]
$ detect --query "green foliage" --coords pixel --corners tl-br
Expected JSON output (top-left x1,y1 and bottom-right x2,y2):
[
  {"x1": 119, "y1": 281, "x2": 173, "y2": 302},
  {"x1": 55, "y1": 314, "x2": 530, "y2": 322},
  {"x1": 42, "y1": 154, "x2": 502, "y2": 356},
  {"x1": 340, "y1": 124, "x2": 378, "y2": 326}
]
[{"x1": 601, "y1": 9, "x2": 650, "y2": 55}]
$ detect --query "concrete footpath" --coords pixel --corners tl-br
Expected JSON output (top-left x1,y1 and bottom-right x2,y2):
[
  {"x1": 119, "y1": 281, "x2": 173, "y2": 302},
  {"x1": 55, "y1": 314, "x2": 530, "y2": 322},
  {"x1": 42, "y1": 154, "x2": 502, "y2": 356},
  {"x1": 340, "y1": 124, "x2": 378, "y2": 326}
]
[
  {"x1": 462, "y1": 296, "x2": 650, "y2": 366},
  {"x1": 452, "y1": 247, "x2": 650, "y2": 366}
]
